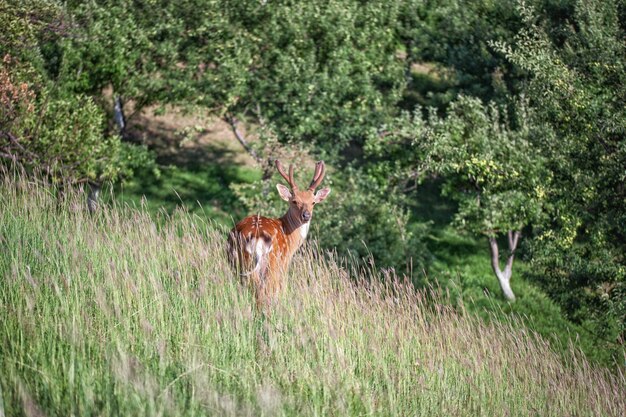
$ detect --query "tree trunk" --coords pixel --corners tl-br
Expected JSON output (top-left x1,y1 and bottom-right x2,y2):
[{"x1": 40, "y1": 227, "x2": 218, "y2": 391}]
[
  {"x1": 87, "y1": 182, "x2": 101, "y2": 214},
  {"x1": 494, "y1": 267, "x2": 515, "y2": 301},
  {"x1": 224, "y1": 114, "x2": 261, "y2": 163},
  {"x1": 225, "y1": 113, "x2": 277, "y2": 197},
  {"x1": 488, "y1": 230, "x2": 520, "y2": 302},
  {"x1": 113, "y1": 95, "x2": 126, "y2": 136}
]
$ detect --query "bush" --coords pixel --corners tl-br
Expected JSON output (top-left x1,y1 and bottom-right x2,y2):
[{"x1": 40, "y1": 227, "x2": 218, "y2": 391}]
[
  {"x1": 1, "y1": 56, "x2": 153, "y2": 183},
  {"x1": 0, "y1": 1, "x2": 155, "y2": 184}
]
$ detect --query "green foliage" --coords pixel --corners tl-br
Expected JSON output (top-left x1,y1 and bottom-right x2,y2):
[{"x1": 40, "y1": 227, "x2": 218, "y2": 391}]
[
  {"x1": 163, "y1": 0, "x2": 406, "y2": 157},
  {"x1": 60, "y1": 0, "x2": 185, "y2": 107},
  {"x1": 26, "y1": 0, "x2": 410, "y2": 167},
  {"x1": 313, "y1": 167, "x2": 430, "y2": 270},
  {"x1": 493, "y1": 0, "x2": 626, "y2": 354},
  {"x1": 397, "y1": 0, "x2": 583, "y2": 109},
  {"x1": 0, "y1": 1, "x2": 155, "y2": 184},
  {"x1": 398, "y1": 0, "x2": 522, "y2": 106},
  {"x1": 367, "y1": 96, "x2": 546, "y2": 237},
  {"x1": 0, "y1": 0, "x2": 63, "y2": 66},
  {"x1": 1, "y1": 59, "x2": 153, "y2": 183},
  {"x1": 232, "y1": 163, "x2": 430, "y2": 270}
]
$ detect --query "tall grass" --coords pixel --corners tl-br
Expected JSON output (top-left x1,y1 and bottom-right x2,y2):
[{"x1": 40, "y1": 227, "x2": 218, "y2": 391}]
[{"x1": 1, "y1": 177, "x2": 624, "y2": 416}]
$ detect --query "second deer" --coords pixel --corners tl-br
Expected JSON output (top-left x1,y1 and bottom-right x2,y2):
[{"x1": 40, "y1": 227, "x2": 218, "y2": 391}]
[{"x1": 228, "y1": 160, "x2": 331, "y2": 309}]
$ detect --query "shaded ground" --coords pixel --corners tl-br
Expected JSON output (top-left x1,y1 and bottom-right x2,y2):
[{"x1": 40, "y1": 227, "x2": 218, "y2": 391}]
[
  {"x1": 126, "y1": 105, "x2": 258, "y2": 167},
  {"x1": 116, "y1": 103, "x2": 322, "y2": 224},
  {"x1": 108, "y1": 105, "x2": 262, "y2": 224}
]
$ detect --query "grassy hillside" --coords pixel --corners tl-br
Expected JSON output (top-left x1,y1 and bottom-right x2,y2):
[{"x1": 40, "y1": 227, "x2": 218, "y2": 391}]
[
  {"x1": 423, "y1": 229, "x2": 616, "y2": 365},
  {"x1": 1, "y1": 178, "x2": 624, "y2": 416},
  {"x1": 407, "y1": 181, "x2": 620, "y2": 365},
  {"x1": 120, "y1": 106, "x2": 621, "y2": 367}
]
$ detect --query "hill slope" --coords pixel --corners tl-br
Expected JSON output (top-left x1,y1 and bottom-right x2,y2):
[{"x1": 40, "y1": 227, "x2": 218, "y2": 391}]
[{"x1": 1, "y1": 179, "x2": 624, "y2": 416}]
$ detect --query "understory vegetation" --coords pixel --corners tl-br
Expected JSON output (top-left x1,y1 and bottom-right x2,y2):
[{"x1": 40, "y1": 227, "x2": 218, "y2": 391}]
[{"x1": 1, "y1": 179, "x2": 624, "y2": 416}]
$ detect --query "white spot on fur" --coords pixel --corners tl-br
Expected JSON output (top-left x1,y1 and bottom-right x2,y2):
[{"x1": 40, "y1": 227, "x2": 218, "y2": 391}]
[
  {"x1": 244, "y1": 238, "x2": 270, "y2": 257},
  {"x1": 242, "y1": 238, "x2": 272, "y2": 276}
]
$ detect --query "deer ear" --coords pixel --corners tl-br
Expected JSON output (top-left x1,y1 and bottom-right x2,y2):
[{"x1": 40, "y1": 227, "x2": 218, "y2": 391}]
[
  {"x1": 276, "y1": 184, "x2": 292, "y2": 201},
  {"x1": 314, "y1": 187, "x2": 331, "y2": 203}
]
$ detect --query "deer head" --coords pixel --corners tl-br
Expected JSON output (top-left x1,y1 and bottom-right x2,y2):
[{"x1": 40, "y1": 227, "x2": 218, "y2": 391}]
[{"x1": 275, "y1": 160, "x2": 331, "y2": 226}]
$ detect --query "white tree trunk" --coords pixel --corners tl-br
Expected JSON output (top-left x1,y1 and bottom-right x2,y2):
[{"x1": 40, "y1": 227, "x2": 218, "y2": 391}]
[
  {"x1": 488, "y1": 231, "x2": 520, "y2": 302},
  {"x1": 495, "y1": 269, "x2": 516, "y2": 302}
]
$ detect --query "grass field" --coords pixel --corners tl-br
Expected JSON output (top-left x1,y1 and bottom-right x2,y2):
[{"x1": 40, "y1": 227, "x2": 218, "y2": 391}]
[
  {"x1": 122, "y1": 104, "x2": 622, "y2": 366},
  {"x1": 1, "y1": 178, "x2": 624, "y2": 416}
]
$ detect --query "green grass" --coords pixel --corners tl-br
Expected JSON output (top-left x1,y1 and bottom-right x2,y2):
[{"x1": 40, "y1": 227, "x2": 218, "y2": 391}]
[
  {"x1": 424, "y1": 229, "x2": 617, "y2": 365},
  {"x1": 113, "y1": 167, "x2": 619, "y2": 366},
  {"x1": 112, "y1": 163, "x2": 261, "y2": 225},
  {"x1": 1, "y1": 178, "x2": 624, "y2": 416},
  {"x1": 407, "y1": 181, "x2": 620, "y2": 365},
  {"x1": 404, "y1": 181, "x2": 623, "y2": 368}
]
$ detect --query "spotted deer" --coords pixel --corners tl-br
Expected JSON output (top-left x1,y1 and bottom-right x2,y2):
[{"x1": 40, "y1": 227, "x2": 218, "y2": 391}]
[{"x1": 228, "y1": 160, "x2": 331, "y2": 309}]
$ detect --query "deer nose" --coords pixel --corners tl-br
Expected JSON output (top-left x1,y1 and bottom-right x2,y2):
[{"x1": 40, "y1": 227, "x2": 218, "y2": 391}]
[{"x1": 301, "y1": 211, "x2": 311, "y2": 222}]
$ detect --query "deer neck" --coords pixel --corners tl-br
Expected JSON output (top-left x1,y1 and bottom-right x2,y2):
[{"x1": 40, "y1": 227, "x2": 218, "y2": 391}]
[{"x1": 280, "y1": 211, "x2": 310, "y2": 246}]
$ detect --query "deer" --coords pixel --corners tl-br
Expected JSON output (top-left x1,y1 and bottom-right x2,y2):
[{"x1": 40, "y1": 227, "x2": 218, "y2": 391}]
[{"x1": 227, "y1": 160, "x2": 331, "y2": 309}]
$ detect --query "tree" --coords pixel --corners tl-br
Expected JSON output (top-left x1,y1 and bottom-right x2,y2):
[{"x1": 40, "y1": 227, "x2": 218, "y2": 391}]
[
  {"x1": 59, "y1": 0, "x2": 191, "y2": 135},
  {"x1": 0, "y1": 1, "x2": 154, "y2": 185},
  {"x1": 54, "y1": 0, "x2": 408, "y2": 176},
  {"x1": 493, "y1": 0, "x2": 626, "y2": 349},
  {"x1": 397, "y1": 0, "x2": 522, "y2": 108},
  {"x1": 156, "y1": 0, "x2": 406, "y2": 160},
  {"x1": 367, "y1": 96, "x2": 547, "y2": 300},
  {"x1": 395, "y1": 0, "x2": 582, "y2": 110}
]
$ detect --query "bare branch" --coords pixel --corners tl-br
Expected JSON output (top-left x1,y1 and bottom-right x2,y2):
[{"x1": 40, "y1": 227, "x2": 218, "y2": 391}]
[
  {"x1": 224, "y1": 113, "x2": 261, "y2": 163},
  {"x1": 506, "y1": 230, "x2": 521, "y2": 259},
  {"x1": 504, "y1": 230, "x2": 521, "y2": 275}
]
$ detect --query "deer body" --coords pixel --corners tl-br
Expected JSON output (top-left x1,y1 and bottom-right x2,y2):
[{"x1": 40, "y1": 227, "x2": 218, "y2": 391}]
[{"x1": 228, "y1": 161, "x2": 330, "y2": 309}]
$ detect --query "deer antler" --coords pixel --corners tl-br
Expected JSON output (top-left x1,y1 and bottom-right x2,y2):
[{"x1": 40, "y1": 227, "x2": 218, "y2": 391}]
[
  {"x1": 275, "y1": 160, "x2": 298, "y2": 190},
  {"x1": 308, "y1": 161, "x2": 325, "y2": 191}
]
